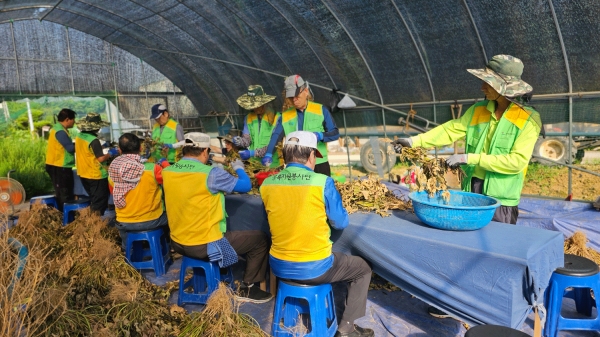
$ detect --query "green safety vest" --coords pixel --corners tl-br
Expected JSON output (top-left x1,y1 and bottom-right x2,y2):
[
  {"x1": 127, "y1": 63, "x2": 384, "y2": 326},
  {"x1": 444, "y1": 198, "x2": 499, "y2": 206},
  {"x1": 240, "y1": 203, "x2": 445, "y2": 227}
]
[
  {"x1": 247, "y1": 112, "x2": 281, "y2": 168},
  {"x1": 461, "y1": 101, "x2": 541, "y2": 206},
  {"x1": 152, "y1": 119, "x2": 179, "y2": 162},
  {"x1": 281, "y1": 101, "x2": 328, "y2": 165}
]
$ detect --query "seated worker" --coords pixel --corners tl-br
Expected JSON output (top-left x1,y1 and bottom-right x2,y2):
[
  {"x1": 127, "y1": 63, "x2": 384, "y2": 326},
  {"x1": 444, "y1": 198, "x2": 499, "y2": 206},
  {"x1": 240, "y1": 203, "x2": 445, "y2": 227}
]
[
  {"x1": 260, "y1": 131, "x2": 374, "y2": 337},
  {"x1": 150, "y1": 104, "x2": 184, "y2": 163},
  {"x1": 161, "y1": 133, "x2": 272, "y2": 303},
  {"x1": 233, "y1": 85, "x2": 282, "y2": 168},
  {"x1": 211, "y1": 128, "x2": 242, "y2": 165},
  {"x1": 108, "y1": 133, "x2": 169, "y2": 247},
  {"x1": 75, "y1": 113, "x2": 119, "y2": 215}
]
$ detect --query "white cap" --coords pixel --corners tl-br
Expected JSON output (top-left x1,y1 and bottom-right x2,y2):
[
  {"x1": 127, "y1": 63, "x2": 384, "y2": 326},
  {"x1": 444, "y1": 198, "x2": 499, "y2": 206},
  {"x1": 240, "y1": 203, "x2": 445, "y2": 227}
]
[
  {"x1": 285, "y1": 131, "x2": 323, "y2": 158},
  {"x1": 183, "y1": 132, "x2": 211, "y2": 148}
]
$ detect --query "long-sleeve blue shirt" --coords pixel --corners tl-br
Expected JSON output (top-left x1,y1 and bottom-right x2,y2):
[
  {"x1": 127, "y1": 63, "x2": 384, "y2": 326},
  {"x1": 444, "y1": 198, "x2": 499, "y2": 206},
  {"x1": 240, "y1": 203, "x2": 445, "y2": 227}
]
[
  {"x1": 55, "y1": 130, "x2": 75, "y2": 153},
  {"x1": 268, "y1": 162, "x2": 349, "y2": 280},
  {"x1": 265, "y1": 104, "x2": 339, "y2": 156}
]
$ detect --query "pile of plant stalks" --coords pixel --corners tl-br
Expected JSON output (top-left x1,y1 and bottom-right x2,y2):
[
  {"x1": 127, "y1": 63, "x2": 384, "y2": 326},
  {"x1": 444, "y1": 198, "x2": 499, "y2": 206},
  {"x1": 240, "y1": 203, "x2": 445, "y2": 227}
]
[
  {"x1": 141, "y1": 136, "x2": 169, "y2": 162},
  {"x1": 335, "y1": 176, "x2": 411, "y2": 217},
  {"x1": 224, "y1": 146, "x2": 284, "y2": 195},
  {"x1": 2, "y1": 205, "x2": 264, "y2": 336},
  {"x1": 399, "y1": 147, "x2": 464, "y2": 201},
  {"x1": 564, "y1": 231, "x2": 600, "y2": 265}
]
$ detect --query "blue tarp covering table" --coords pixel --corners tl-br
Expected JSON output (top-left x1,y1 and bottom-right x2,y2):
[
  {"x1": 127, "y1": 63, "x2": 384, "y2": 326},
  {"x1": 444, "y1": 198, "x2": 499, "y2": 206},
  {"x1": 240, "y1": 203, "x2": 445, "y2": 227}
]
[{"x1": 224, "y1": 194, "x2": 564, "y2": 329}]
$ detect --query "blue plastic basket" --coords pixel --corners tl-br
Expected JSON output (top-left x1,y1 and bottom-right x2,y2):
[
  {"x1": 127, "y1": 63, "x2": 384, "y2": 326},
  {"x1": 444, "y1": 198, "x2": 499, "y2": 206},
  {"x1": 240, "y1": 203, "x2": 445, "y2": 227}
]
[{"x1": 408, "y1": 190, "x2": 500, "y2": 231}]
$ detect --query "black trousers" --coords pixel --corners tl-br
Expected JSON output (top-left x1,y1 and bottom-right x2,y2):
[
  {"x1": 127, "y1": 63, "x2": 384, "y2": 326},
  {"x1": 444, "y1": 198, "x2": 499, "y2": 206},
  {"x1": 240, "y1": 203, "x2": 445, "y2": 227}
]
[
  {"x1": 45, "y1": 164, "x2": 74, "y2": 212},
  {"x1": 171, "y1": 230, "x2": 270, "y2": 284},
  {"x1": 471, "y1": 177, "x2": 519, "y2": 224},
  {"x1": 314, "y1": 161, "x2": 331, "y2": 176},
  {"x1": 80, "y1": 177, "x2": 109, "y2": 215},
  {"x1": 291, "y1": 252, "x2": 372, "y2": 324}
]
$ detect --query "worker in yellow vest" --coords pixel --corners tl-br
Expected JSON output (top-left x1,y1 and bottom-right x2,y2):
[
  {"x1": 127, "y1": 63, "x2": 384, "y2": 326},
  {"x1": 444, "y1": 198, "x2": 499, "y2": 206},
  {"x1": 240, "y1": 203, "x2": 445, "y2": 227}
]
[
  {"x1": 45, "y1": 108, "x2": 76, "y2": 211},
  {"x1": 261, "y1": 131, "x2": 373, "y2": 337},
  {"x1": 262, "y1": 75, "x2": 340, "y2": 176},
  {"x1": 150, "y1": 104, "x2": 184, "y2": 163},
  {"x1": 162, "y1": 133, "x2": 272, "y2": 303},
  {"x1": 393, "y1": 55, "x2": 542, "y2": 319},
  {"x1": 108, "y1": 133, "x2": 169, "y2": 248},
  {"x1": 233, "y1": 85, "x2": 282, "y2": 168},
  {"x1": 75, "y1": 113, "x2": 119, "y2": 215}
]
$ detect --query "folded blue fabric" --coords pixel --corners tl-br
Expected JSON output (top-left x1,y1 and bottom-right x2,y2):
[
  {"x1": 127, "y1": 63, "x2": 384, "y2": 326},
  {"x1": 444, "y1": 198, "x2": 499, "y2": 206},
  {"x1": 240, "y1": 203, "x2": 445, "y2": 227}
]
[{"x1": 207, "y1": 237, "x2": 238, "y2": 268}]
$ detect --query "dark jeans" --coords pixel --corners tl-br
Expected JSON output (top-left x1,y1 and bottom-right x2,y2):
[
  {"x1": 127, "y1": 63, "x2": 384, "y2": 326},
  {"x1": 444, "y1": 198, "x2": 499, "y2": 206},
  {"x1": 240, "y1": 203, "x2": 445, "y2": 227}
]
[
  {"x1": 314, "y1": 161, "x2": 331, "y2": 176},
  {"x1": 116, "y1": 212, "x2": 169, "y2": 248},
  {"x1": 291, "y1": 252, "x2": 372, "y2": 324},
  {"x1": 471, "y1": 177, "x2": 519, "y2": 224},
  {"x1": 80, "y1": 177, "x2": 109, "y2": 215},
  {"x1": 45, "y1": 164, "x2": 74, "y2": 212},
  {"x1": 171, "y1": 230, "x2": 270, "y2": 284}
]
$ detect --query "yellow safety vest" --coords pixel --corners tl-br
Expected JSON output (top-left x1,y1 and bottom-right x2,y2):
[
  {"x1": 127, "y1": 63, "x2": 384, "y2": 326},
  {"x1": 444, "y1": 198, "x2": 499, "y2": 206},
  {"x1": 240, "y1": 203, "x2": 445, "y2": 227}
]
[
  {"x1": 46, "y1": 122, "x2": 75, "y2": 168},
  {"x1": 116, "y1": 162, "x2": 164, "y2": 223},
  {"x1": 75, "y1": 132, "x2": 107, "y2": 179}
]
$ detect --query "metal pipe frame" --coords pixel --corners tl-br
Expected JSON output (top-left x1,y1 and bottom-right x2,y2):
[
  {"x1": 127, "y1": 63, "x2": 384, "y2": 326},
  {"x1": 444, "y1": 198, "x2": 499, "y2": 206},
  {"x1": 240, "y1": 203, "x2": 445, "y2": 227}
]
[
  {"x1": 462, "y1": 0, "x2": 488, "y2": 62},
  {"x1": 65, "y1": 26, "x2": 75, "y2": 95},
  {"x1": 9, "y1": 21, "x2": 21, "y2": 94},
  {"x1": 0, "y1": 56, "x2": 112, "y2": 66},
  {"x1": 264, "y1": 0, "x2": 337, "y2": 89},
  {"x1": 39, "y1": 0, "x2": 63, "y2": 22},
  {"x1": 549, "y1": 0, "x2": 574, "y2": 197}
]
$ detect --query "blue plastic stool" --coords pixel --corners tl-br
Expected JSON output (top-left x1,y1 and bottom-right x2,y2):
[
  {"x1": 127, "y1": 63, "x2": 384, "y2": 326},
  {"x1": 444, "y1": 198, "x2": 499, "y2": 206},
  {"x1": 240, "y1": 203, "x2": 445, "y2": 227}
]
[
  {"x1": 465, "y1": 324, "x2": 530, "y2": 336},
  {"x1": 177, "y1": 256, "x2": 234, "y2": 306},
  {"x1": 271, "y1": 280, "x2": 337, "y2": 337},
  {"x1": 543, "y1": 254, "x2": 600, "y2": 337},
  {"x1": 62, "y1": 199, "x2": 91, "y2": 225},
  {"x1": 30, "y1": 195, "x2": 58, "y2": 209},
  {"x1": 124, "y1": 228, "x2": 171, "y2": 276}
]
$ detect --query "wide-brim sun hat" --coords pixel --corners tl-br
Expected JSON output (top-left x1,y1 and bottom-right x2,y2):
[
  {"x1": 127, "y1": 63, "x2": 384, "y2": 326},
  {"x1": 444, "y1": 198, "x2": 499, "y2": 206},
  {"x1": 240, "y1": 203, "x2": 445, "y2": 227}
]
[
  {"x1": 236, "y1": 85, "x2": 276, "y2": 110},
  {"x1": 217, "y1": 128, "x2": 241, "y2": 143},
  {"x1": 77, "y1": 113, "x2": 110, "y2": 131},
  {"x1": 467, "y1": 54, "x2": 533, "y2": 98}
]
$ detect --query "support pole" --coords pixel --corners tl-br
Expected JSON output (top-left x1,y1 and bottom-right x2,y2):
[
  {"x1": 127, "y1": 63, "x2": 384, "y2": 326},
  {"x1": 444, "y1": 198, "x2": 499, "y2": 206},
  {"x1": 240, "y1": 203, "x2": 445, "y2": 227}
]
[
  {"x1": 343, "y1": 109, "x2": 352, "y2": 180},
  {"x1": 65, "y1": 26, "x2": 75, "y2": 95},
  {"x1": 26, "y1": 99, "x2": 34, "y2": 134},
  {"x1": 10, "y1": 20, "x2": 22, "y2": 95}
]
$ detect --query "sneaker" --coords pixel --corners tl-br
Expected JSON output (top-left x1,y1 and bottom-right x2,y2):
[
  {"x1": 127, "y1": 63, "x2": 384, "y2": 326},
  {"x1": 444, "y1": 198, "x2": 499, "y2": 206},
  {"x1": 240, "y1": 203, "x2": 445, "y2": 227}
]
[
  {"x1": 236, "y1": 285, "x2": 273, "y2": 304},
  {"x1": 334, "y1": 324, "x2": 375, "y2": 337},
  {"x1": 428, "y1": 306, "x2": 451, "y2": 318}
]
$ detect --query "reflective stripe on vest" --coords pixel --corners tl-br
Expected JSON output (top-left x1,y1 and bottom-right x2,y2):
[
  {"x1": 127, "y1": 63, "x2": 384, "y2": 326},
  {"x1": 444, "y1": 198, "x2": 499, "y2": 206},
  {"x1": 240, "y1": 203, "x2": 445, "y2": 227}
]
[
  {"x1": 75, "y1": 133, "x2": 107, "y2": 179},
  {"x1": 462, "y1": 101, "x2": 539, "y2": 206},
  {"x1": 247, "y1": 112, "x2": 281, "y2": 168},
  {"x1": 260, "y1": 166, "x2": 330, "y2": 262},
  {"x1": 162, "y1": 159, "x2": 225, "y2": 246},
  {"x1": 46, "y1": 123, "x2": 74, "y2": 167},
  {"x1": 152, "y1": 119, "x2": 179, "y2": 162},
  {"x1": 116, "y1": 162, "x2": 164, "y2": 223},
  {"x1": 281, "y1": 101, "x2": 328, "y2": 164}
]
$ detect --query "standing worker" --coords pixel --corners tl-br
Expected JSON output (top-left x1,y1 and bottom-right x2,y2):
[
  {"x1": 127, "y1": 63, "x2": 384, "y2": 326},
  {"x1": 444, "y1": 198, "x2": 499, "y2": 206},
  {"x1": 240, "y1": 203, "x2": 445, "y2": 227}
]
[
  {"x1": 75, "y1": 113, "x2": 119, "y2": 215},
  {"x1": 45, "y1": 108, "x2": 76, "y2": 211},
  {"x1": 262, "y1": 75, "x2": 340, "y2": 176},
  {"x1": 234, "y1": 85, "x2": 282, "y2": 168},
  {"x1": 150, "y1": 104, "x2": 184, "y2": 164},
  {"x1": 261, "y1": 131, "x2": 373, "y2": 337},
  {"x1": 392, "y1": 54, "x2": 541, "y2": 318},
  {"x1": 162, "y1": 133, "x2": 273, "y2": 303}
]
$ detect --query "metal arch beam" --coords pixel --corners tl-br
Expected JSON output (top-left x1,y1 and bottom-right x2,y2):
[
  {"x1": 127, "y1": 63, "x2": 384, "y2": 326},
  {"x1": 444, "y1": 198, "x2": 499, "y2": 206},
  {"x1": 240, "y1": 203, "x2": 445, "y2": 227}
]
[
  {"x1": 40, "y1": 11, "x2": 220, "y2": 111},
  {"x1": 548, "y1": 0, "x2": 574, "y2": 195},
  {"x1": 213, "y1": 0, "x2": 294, "y2": 76},
  {"x1": 390, "y1": 1, "x2": 436, "y2": 104},
  {"x1": 178, "y1": 1, "x2": 281, "y2": 100},
  {"x1": 462, "y1": 0, "x2": 488, "y2": 62},
  {"x1": 264, "y1": 0, "x2": 337, "y2": 90},
  {"x1": 131, "y1": 0, "x2": 254, "y2": 108},
  {"x1": 317, "y1": 0, "x2": 384, "y2": 106},
  {"x1": 57, "y1": 2, "x2": 234, "y2": 111},
  {"x1": 39, "y1": 0, "x2": 63, "y2": 22},
  {"x1": 107, "y1": 43, "x2": 439, "y2": 125}
]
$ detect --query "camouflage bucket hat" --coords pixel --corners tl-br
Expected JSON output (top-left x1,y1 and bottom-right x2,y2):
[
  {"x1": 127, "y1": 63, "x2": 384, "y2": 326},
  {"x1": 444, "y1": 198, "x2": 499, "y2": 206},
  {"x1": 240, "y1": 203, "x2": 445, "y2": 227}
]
[
  {"x1": 77, "y1": 113, "x2": 110, "y2": 131},
  {"x1": 467, "y1": 54, "x2": 533, "y2": 98},
  {"x1": 236, "y1": 85, "x2": 276, "y2": 110}
]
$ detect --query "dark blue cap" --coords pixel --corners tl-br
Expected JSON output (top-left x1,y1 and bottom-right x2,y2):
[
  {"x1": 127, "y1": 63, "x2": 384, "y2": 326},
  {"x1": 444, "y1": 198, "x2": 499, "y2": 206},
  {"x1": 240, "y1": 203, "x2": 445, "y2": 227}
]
[{"x1": 150, "y1": 104, "x2": 167, "y2": 119}]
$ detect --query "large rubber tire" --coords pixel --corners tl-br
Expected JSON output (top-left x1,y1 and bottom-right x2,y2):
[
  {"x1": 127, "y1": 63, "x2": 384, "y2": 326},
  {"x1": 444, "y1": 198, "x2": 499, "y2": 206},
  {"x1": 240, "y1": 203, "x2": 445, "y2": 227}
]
[
  {"x1": 360, "y1": 141, "x2": 397, "y2": 173},
  {"x1": 532, "y1": 136, "x2": 576, "y2": 166}
]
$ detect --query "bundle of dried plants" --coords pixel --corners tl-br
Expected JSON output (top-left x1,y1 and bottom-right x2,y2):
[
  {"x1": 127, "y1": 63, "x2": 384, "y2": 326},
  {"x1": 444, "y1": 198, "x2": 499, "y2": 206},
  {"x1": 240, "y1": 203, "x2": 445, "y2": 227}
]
[
  {"x1": 336, "y1": 176, "x2": 411, "y2": 217},
  {"x1": 564, "y1": 231, "x2": 600, "y2": 265}
]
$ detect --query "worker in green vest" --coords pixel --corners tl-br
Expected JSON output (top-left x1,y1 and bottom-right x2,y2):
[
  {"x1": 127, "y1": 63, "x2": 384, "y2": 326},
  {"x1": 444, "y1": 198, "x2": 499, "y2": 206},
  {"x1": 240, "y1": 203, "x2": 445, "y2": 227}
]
[
  {"x1": 234, "y1": 85, "x2": 282, "y2": 168},
  {"x1": 262, "y1": 75, "x2": 340, "y2": 176},
  {"x1": 150, "y1": 104, "x2": 184, "y2": 164},
  {"x1": 45, "y1": 108, "x2": 76, "y2": 211},
  {"x1": 393, "y1": 54, "x2": 542, "y2": 319}
]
